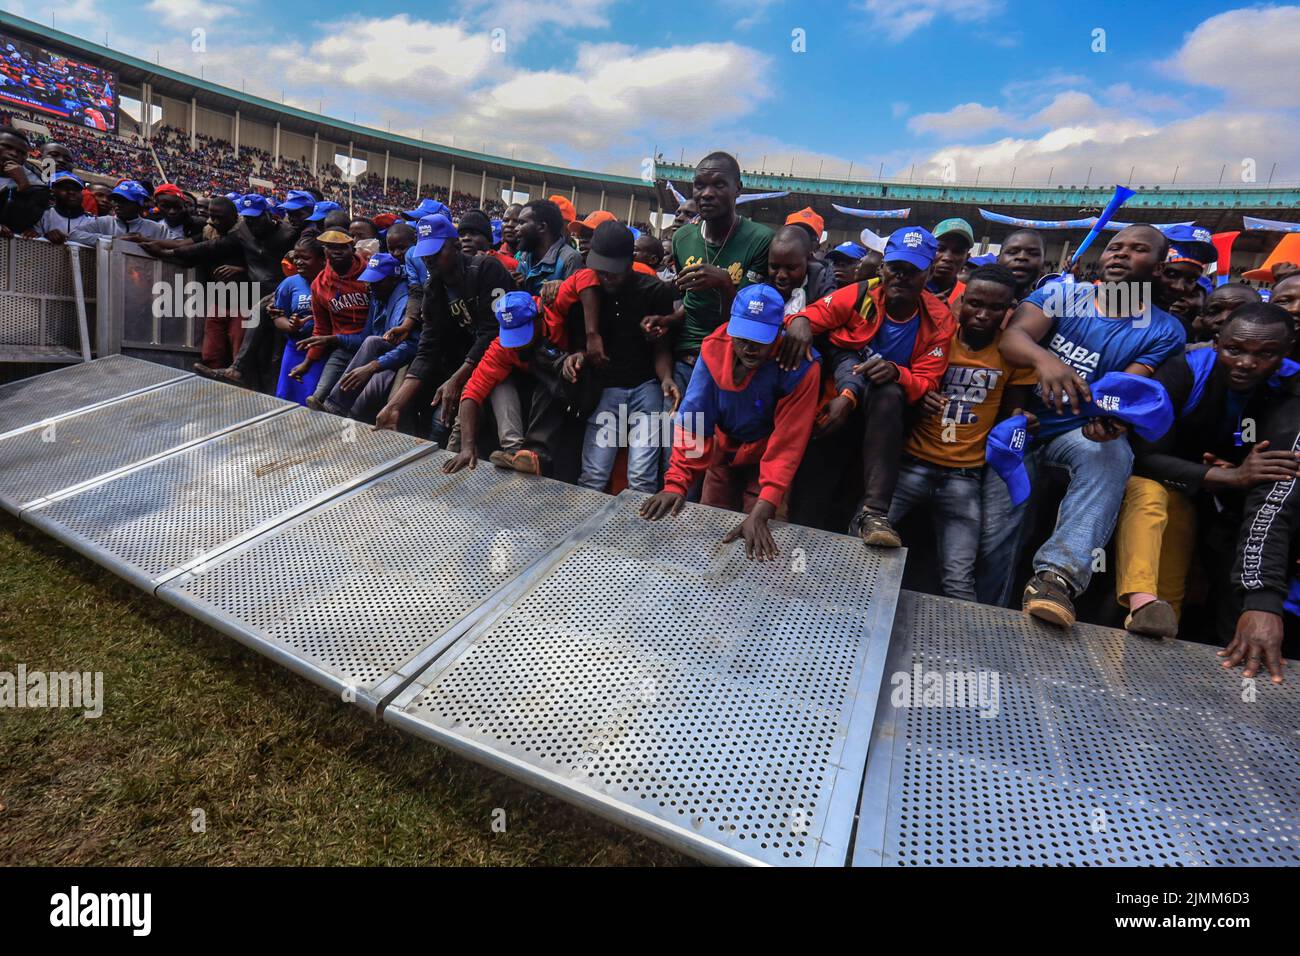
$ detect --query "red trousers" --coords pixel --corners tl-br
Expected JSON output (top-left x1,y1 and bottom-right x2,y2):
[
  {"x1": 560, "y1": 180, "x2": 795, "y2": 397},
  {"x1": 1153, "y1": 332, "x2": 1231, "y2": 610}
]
[{"x1": 202, "y1": 314, "x2": 246, "y2": 368}]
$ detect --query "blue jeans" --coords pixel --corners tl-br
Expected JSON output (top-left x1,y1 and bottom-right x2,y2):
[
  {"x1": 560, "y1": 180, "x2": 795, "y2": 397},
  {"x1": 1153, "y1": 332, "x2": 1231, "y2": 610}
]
[
  {"x1": 580, "y1": 379, "x2": 667, "y2": 493},
  {"x1": 977, "y1": 425, "x2": 1133, "y2": 605},
  {"x1": 888, "y1": 456, "x2": 983, "y2": 601}
]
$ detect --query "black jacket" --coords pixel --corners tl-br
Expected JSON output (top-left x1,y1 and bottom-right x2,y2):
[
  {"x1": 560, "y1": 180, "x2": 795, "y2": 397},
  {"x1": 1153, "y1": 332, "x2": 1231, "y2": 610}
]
[
  {"x1": 0, "y1": 162, "x2": 50, "y2": 233},
  {"x1": 407, "y1": 251, "x2": 515, "y2": 385},
  {"x1": 1233, "y1": 373, "x2": 1300, "y2": 615},
  {"x1": 168, "y1": 219, "x2": 299, "y2": 286}
]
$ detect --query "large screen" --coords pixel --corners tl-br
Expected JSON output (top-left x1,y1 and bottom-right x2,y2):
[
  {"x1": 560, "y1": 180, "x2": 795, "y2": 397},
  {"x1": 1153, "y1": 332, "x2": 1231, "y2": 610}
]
[{"x1": 0, "y1": 32, "x2": 117, "y2": 132}]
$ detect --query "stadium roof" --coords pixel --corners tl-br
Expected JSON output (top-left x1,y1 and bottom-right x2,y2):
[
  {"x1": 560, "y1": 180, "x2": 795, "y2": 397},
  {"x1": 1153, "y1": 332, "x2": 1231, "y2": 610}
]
[{"x1": 0, "y1": 11, "x2": 651, "y2": 196}]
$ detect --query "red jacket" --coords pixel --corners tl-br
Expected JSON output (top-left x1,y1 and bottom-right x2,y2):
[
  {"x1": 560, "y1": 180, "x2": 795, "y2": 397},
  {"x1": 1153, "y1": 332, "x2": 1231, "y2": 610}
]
[
  {"x1": 461, "y1": 296, "x2": 569, "y2": 406},
  {"x1": 307, "y1": 254, "x2": 369, "y2": 361},
  {"x1": 794, "y1": 280, "x2": 955, "y2": 403},
  {"x1": 662, "y1": 326, "x2": 820, "y2": 509}
]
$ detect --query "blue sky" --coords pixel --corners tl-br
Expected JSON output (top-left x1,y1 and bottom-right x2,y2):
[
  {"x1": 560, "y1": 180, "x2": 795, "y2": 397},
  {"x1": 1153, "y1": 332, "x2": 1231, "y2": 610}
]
[{"x1": 8, "y1": 0, "x2": 1300, "y2": 185}]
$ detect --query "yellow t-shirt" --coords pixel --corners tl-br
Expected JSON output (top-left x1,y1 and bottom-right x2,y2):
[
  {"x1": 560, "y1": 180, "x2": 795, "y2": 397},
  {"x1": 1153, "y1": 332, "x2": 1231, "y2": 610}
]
[{"x1": 906, "y1": 330, "x2": 1036, "y2": 468}]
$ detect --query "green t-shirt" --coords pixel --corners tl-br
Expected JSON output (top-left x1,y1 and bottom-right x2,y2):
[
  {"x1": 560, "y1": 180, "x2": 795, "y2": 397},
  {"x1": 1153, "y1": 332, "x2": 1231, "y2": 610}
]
[{"x1": 671, "y1": 216, "x2": 772, "y2": 356}]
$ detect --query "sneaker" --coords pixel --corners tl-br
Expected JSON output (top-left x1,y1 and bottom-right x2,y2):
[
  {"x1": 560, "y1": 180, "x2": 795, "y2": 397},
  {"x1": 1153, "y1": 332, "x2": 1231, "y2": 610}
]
[
  {"x1": 1125, "y1": 599, "x2": 1178, "y2": 638},
  {"x1": 852, "y1": 508, "x2": 901, "y2": 548},
  {"x1": 305, "y1": 395, "x2": 324, "y2": 411},
  {"x1": 1023, "y1": 571, "x2": 1076, "y2": 627}
]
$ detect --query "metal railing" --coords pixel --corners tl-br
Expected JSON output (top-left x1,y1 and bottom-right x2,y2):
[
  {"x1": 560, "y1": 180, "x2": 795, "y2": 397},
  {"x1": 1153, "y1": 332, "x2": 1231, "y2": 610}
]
[{"x1": 0, "y1": 236, "x2": 94, "y2": 365}]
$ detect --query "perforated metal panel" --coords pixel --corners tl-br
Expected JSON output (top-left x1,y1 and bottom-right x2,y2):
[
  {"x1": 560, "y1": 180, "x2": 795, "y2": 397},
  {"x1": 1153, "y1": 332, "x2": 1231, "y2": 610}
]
[
  {"x1": 23, "y1": 408, "x2": 432, "y2": 590},
  {"x1": 852, "y1": 592, "x2": 1300, "y2": 866},
  {"x1": 0, "y1": 237, "x2": 94, "y2": 352},
  {"x1": 158, "y1": 453, "x2": 613, "y2": 712},
  {"x1": 387, "y1": 491, "x2": 905, "y2": 866},
  {"x1": 0, "y1": 355, "x2": 188, "y2": 439},
  {"x1": 0, "y1": 375, "x2": 289, "y2": 513}
]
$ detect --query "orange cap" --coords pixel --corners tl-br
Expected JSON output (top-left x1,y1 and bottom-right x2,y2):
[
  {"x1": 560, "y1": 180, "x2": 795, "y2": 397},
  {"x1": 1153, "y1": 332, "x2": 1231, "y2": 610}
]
[
  {"x1": 1244, "y1": 233, "x2": 1300, "y2": 282},
  {"x1": 567, "y1": 209, "x2": 618, "y2": 235},
  {"x1": 549, "y1": 195, "x2": 577, "y2": 223},
  {"x1": 785, "y1": 206, "x2": 824, "y2": 241}
]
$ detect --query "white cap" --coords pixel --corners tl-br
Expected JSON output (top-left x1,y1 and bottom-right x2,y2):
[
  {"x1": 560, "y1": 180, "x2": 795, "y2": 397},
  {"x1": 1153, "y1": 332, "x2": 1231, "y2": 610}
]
[{"x1": 859, "y1": 227, "x2": 887, "y2": 254}]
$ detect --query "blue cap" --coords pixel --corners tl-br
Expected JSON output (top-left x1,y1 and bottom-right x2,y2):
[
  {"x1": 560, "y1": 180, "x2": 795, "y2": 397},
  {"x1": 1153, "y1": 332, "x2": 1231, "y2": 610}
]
[
  {"x1": 827, "y1": 241, "x2": 868, "y2": 262},
  {"x1": 1260, "y1": 288, "x2": 1273, "y2": 303},
  {"x1": 413, "y1": 214, "x2": 457, "y2": 257},
  {"x1": 403, "y1": 198, "x2": 451, "y2": 221},
  {"x1": 358, "y1": 252, "x2": 402, "y2": 282},
  {"x1": 224, "y1": 191, "x2": 242, "y2": 202},
  {"x1": 969, "y1": 252, "x2": 998, "y2": 267},
  {"x1": 1196, "y1": 276, "x2": 1214, "y2": 295},
  {"x1": 986, "y1": 414, "x2": 1033, "y2": 506},
  {"x1": 494, "y1": 290, "x2": 538, "y2": 348},
  {"x1": 884, "y1": 226, "x2": 938, "y2": 270},
  {"x1": 50, "y1": 170, "x2": 84, "y2": 187},
  {"x1": 236, "y1": 193, "x2": 273, "y2": 217},
  {"x1": 1077, "y1": 371, "x2": 1174, "y2": 441},
  {"x1": 491, "y1": 218, "x2": 503, "y2": 245},
  {"x1": 111, "y1": 179, "x2": 149, "y2": 205},
  {"x1": 1162, "y1": 224, "x2": 1216, "y2": 267},
  {"x1": 726, "y1": 283, "x2": 785, "y2": 345},
  {"x1": 280, "y1": 189, "x2": 316, "y2": 211},
  {"x1": 630, "y1": 226, "x2": 642, "y2": 240},
  {"x1": 306, "y1": 200, "x2": 342, "y2": 222}
]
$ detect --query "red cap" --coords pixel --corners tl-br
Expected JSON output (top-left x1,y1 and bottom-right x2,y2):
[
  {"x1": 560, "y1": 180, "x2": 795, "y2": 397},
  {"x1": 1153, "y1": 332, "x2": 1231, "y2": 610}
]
[
  {"x1": 372, "y1": 212, "x2": 398, "y2": 230},
  {"x1": 785, "y1": 206, "x2": 824, "y2": 241},
  {"x1": 549, "y1": 195, "x2": 577, "y2": 223},
  {"x1": 153, "y1": 183, "x2": 185, "y2": 199},
  {"x1": 567, "y1": 209, "x2": 618, "y2": 235}
]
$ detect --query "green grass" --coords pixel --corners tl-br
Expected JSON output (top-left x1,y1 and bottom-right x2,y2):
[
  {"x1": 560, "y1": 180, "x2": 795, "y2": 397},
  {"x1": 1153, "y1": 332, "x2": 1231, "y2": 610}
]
[{"x1": 0, "y1": 514, "x2": 689, "y2": 866}]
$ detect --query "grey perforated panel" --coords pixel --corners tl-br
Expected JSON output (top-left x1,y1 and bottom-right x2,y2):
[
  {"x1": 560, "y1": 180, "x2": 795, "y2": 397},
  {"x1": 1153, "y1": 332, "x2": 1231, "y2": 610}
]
[
  {"x1": 159, "y1": 453, "x2": 611, "y2": 706},
  {"x1": 853, "y1": 592, "x2": 1300, "y2": 866},
  {"x1": 25, "y1": 408, "x2": 430, "y2": 585},
  {"x1": 0, "y1": 355, "x2": 187, "y2": 437},
  {"x1": 390, "y1": 492, "x2": 903, "y2": 866},
  {"x1": 0, "y1": 376, "x2": 287, "y2": 511}
]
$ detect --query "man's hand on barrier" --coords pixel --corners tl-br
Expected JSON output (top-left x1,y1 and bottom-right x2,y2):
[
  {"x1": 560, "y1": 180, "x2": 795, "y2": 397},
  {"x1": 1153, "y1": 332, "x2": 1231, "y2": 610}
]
[
  {"x1": 1220, "y1": 610, "x2": 1286, "y2": 684},
  {"x1": 442, "y1": 447, "x2": 478, "y2": 473},
  {"x1": 44, "y1": 229, "x2": 68, "y2": 245},
  {"x1": 722, "y1": 501, "x2": 778, "y2": 561},
  {"x1": 212, "y1": 264, "x2": 246, "y2": 281},
  {"x1": 639, "y1": 491, "x2": 685, "y2": 520},
  {"x1": 374, "y1": 401, "x2": 402, "y2": 431}
]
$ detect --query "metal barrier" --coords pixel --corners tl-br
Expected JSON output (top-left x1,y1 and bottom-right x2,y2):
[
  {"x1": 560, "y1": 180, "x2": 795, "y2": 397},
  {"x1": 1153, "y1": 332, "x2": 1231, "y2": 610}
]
[
  {"x1": 95, "y1": 237, "x2": 201, "y2": 367},
  {"x1": 0, "y1": 236, "x2": 94, "y2": 365},
  {"x1": 853, "y1": 591, "x2": 1300, "y2": 866},
  {"x1": 5, "y1": 357, "x2": 1298, "y2": 867}
]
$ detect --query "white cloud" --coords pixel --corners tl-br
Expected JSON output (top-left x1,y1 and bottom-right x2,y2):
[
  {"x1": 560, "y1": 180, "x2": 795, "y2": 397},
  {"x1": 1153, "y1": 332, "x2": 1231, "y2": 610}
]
[
  {"x1": 1164, "y1": 5, "x2": 1300, "y2": 108},
  {"x1": 908, "y1": 102, "x2": 1013, "y2": 136},
  {"x1": 143, "y1": 0, "x2": 237, "y2": 28},
  {"x1": 468, "y1": 0, "x2": 610, "y2": 40},
  {"x1": 858, "y1": 0, "x2": 1003, "y2": 42}
]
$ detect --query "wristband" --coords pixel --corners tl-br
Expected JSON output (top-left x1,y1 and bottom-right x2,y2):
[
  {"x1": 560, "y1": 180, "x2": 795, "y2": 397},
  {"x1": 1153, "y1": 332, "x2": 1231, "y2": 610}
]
[{"x1": 838, "y1": 387, "x2": 859, "y2": 411}]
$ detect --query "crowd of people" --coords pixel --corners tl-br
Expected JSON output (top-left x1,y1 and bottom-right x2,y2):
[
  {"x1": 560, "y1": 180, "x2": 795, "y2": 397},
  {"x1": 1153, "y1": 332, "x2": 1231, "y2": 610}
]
[{"x1": 4, "y1": 127, "x2": 1300, "y2": 685}]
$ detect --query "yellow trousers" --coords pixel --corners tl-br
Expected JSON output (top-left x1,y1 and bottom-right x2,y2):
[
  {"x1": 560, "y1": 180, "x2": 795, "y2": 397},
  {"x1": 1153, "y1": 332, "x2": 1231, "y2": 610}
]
[{"x1": 1115, "y1": 476, "x2": 1197, "y2": 618}]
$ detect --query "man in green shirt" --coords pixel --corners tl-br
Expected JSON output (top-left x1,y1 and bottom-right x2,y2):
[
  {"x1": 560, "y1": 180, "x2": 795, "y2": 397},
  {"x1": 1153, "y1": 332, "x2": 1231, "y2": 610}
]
[{"x1": 643, "y1": 151, "x2": 773, "y2": 393}]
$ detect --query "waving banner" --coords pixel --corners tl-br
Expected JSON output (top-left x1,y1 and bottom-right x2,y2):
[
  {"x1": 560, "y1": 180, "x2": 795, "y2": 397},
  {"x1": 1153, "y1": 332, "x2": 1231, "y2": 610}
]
[
  {"x1": 1244, "y1": 216, "x2": 1300, "y2": 233},
  {"x1": 1069, "y1": 186, "x2": 1136, "y2": 266},
  {"x1": 665, "y1": 181, "x2": 688, "y2": 207},
  {"x1": 736, "y1": 191, "x2": 789, "y2": 205},
  {"x1": 979, "y1": 209, "x2": 1098, "y2": 229},
  {"x1": 831, "y1": 203, "x2": 912, "y2": 219}
]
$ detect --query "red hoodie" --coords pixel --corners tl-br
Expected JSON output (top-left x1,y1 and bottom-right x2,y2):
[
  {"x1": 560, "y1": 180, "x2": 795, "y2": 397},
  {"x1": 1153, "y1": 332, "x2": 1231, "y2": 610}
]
[
  {"x1": 662, "y1": 326, "x2": 820, "y2": 509},
  {"x1": 461, "y1": 295, "x2": 570, "y2": 406},
  {"x1": 307, "y1": 254, "x2": 369, "y2": 361},
  {"x1": 793, "y1": 280, "x2": 956, "y2": 403}
]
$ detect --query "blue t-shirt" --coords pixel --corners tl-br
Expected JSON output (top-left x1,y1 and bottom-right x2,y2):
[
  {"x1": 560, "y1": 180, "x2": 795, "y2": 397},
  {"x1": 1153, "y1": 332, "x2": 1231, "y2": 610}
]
[
  {"x1": 403, "y1": 247, "x2": 428, "y2": 289},
  {"x1": 874, "y1": 314, "x2": 920, "y2": 368},
  {"x1": 274, "y1": 273, "x2": 313, "y2": 320},
  {"x1": 1024, "y1": 280, "x2": 1185, "y2": 438}
]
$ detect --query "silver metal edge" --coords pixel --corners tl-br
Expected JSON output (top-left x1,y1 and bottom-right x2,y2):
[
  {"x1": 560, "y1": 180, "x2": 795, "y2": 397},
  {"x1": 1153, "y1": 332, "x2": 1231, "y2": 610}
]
[
  {"x1": 155, "y1": 582, "x2": 386, "y2": 716},
  {"x1": 151, "y1": 441, "x2": 436, "y2": 587},
  {"x1": 0, "y1": 364, "x2": 193, "y2": 443},
  {"x1": 375, "y1": 490, "x2": 626, "y2": 712},
  {"x1": 18, "y1": 504, "x2": 163, "y2": 594},
  {"x1": 847, "y1": 591, "x2": 924, "y2": 867},
  {"x1": 813, "y1": 548, "x2": 908, "y2": 867},
  {"x1": 381, "y1": 705, "x2": 769, "y2": 867},
  {"x1": 17, "y1": 402, "x2": 295, "y2": 512}
]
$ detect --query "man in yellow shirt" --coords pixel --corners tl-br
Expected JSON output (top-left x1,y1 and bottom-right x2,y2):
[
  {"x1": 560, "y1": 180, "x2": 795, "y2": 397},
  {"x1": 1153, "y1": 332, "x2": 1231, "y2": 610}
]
[{"x1": 887, "y1": 264, "x2": 1035, "y2": 599}]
